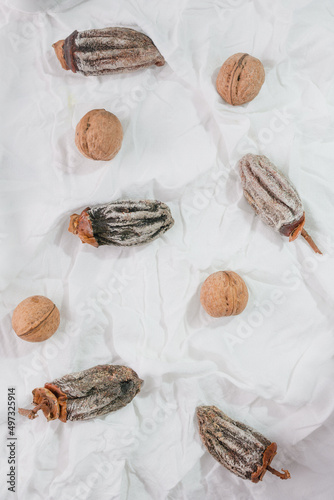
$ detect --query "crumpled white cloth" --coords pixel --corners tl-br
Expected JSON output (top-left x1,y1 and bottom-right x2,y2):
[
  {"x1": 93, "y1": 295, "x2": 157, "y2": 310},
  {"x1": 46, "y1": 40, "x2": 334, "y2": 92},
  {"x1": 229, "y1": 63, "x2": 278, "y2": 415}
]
[{"x1": 1, "y1": 0, "x2": 334, "y2": 499}]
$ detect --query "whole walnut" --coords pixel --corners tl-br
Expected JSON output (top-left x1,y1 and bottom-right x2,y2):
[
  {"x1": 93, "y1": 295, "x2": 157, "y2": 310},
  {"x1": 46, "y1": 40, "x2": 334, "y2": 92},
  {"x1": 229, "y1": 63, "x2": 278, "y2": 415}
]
[
  {"x1": 12, "y1": 296, "x2": 60, "y2": 342},
  {"x1": 75, "y1": 109, "x2": 123, "y2": 161},
  {"x1": 200, "y1": 271, "x2": 248, "y2": 317},
  {"x1": 216, "y1": 53, "x2": 265, "y2": 106}
]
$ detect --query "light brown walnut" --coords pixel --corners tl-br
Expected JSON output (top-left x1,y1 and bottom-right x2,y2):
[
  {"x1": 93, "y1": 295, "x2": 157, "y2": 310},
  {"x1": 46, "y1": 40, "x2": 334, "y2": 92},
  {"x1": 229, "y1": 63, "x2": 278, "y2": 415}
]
[
  {"x1": 12, "y1": 296, "x2": 60, "y2": 342},
  {"x1": 200, "y1": 271, "x2": 248, "y2": 317},
  {"x1": 216, "y1": 53, "x2": 265, "y2": 106},
  {"x1": 75, "y1": 109, "x2": 123, "y2": 161}
]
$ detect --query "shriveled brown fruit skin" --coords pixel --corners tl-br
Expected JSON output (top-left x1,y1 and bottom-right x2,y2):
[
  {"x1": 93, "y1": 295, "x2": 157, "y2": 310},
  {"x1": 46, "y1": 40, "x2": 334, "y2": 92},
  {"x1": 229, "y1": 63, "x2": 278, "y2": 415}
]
[
  {"x1": 75, "y1": 109, "x2": 123, "y2": 161},
  {"x1": 216, "y1": 53, "x2": 265, "y2": 105},
  {"x1": 53, "y1": 27, "x2": 165, "y2": 76},
  {"x1": 68, "y1": 200, "x2": 174, "y2": 248},
  {"x1": 12, "y1": 296, "x2": 60, "y2": 342},
  {"x1": 18, "y1": 365, "x2": 143, "y2": 423},
  {"x1": 196, "y1": 406, "x2": 291, "y2": 483},
  {"x1": 200, "y1": 271, "x2": 248, "y2": 317}
]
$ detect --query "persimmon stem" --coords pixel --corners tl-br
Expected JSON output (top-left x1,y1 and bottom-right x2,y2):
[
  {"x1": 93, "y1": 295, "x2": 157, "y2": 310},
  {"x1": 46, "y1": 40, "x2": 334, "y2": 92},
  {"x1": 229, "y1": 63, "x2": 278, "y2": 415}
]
[
  {"x1": 301, "y1": 229, "x2": 322, "y2": 255},
  {"x1": 18, "y1": 405, "x2": 41, "y2": 420},
  {"x1": 267, "y1": 466, "x2": 291, "y2": 480}
]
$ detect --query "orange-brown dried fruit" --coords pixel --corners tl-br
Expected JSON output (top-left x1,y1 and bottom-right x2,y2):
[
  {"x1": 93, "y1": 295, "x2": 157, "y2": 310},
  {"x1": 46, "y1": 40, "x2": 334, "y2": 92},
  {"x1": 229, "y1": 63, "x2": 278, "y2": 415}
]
[
  {"x1": 200, "y1": 271, "x2": 248, "y2": 317},
  {"x1": 75, "y1": 109, "x2": 123, "y2": 161},
  {"x1": 216, "y1": 53, "x2": 265, "y2": 106},
  {"x1": 12, "y1": 296, "x2": 60, "y2": 342}
]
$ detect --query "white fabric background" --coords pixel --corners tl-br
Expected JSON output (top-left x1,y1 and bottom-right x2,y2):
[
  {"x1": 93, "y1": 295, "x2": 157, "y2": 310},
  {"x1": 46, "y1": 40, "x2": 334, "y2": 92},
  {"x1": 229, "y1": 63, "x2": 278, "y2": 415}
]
[{"x1": 1, "y1": 0, "x2": 334, "y2": 498}]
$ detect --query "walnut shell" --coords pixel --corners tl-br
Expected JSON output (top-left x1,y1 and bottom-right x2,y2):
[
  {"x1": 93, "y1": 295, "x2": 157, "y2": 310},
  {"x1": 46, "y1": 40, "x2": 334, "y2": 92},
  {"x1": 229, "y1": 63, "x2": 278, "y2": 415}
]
[
  {"x1": 216, "y1": 53, "x2": 265, "y2": 106},
  {"x1": 200, "y1": 271, "x2": 248, "y2": 317},
  {"x1": 75, "y1": 109, "x2": 123, "y2": 161},
  {"x1": 12, "y1": 296, "x2": 60, "y2": 342}
]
